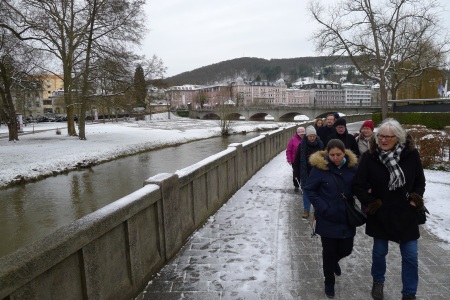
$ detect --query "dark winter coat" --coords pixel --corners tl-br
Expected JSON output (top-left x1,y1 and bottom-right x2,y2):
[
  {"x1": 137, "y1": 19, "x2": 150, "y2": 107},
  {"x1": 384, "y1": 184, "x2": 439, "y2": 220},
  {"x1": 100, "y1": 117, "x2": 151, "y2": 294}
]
[
  {"x1": 317, "y1": 125, "x2": 335, "y2": 146},
  {"x1": 292, "y1": 137, "x2": 324, "y2": 188},
  {"x1": 352, "y1": 135, "x2": 426, "y2": 243},
  {"x1": 325, "y1": 130, "x2": 360, "y2": 157},
  {"x1": 304, "y1": 149, "x2": 358, "y2": 239}
]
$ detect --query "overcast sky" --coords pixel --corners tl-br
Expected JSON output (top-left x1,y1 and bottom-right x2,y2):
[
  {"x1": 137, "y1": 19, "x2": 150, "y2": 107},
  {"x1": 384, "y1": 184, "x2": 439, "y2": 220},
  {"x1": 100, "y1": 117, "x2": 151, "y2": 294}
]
[{"x1": 140, "y1": 0, "x2": 450, "y2": 78}]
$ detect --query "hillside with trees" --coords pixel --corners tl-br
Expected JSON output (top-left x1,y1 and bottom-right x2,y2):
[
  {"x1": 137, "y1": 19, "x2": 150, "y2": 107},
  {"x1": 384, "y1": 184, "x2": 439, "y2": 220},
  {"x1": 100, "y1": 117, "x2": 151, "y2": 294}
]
[{"x1": 165, "y1": 56, "x2": 355, "y2": 86}]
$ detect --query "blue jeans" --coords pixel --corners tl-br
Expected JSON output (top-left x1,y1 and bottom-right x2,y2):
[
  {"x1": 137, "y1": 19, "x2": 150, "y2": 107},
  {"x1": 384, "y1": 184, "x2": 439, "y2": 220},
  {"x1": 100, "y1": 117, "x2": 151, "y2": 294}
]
[
  {"x1": 371, "y1": 238, "x2": 418, "y2": 295},
  {"x1": 302, "y1": 189, "x2": 311, "y2": 211}
]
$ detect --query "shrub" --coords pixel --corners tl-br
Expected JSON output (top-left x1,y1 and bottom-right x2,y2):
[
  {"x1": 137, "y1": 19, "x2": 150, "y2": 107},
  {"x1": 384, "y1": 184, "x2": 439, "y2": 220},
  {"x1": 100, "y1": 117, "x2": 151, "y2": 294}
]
[
  {"x1": 406, "y1": 127, "x2": 449, "y2": 170},
  {"x1": 372, "y1": 112, "x2": 450, "y2": 130}
]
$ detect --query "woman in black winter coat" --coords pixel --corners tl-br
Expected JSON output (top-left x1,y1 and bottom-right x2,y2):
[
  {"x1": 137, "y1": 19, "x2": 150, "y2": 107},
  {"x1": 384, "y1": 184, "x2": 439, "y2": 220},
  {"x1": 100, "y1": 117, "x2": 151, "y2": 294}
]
[
  {"x1": 292, "y1": 125, "x2": 324, "y2": 219},
  {"x1": 304, "y1": 139, "x2": 358, "y2": 298},
  {"x1": 352, "y1": 118, "x2": 426, "y2": 300}
]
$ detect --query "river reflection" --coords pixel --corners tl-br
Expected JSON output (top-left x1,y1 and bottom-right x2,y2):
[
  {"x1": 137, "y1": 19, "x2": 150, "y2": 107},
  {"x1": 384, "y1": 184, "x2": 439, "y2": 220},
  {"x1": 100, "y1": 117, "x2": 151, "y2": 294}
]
[{"x1": 0, "y1": 132, "x2": 261, "y2": 257}]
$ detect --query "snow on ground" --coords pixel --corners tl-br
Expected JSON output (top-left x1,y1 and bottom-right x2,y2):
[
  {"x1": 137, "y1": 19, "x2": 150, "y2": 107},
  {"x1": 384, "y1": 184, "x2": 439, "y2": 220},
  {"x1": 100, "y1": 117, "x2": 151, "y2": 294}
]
[
  {"x1": 0, "y1": 115, "x2": 449, "y2": 244},
  {"x1": 0, "y1": 113, "x2": 293, "y2": 188},
  {"x1": 422, "y1": 170, "x2": 450, "y2": 243}
]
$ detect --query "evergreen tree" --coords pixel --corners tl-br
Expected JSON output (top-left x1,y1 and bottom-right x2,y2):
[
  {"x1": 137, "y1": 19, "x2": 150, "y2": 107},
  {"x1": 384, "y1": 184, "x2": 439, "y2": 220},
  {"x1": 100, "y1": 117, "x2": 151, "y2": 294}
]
[{"x1": 133, "y1": 64, "x2": 147, "y2": 108}]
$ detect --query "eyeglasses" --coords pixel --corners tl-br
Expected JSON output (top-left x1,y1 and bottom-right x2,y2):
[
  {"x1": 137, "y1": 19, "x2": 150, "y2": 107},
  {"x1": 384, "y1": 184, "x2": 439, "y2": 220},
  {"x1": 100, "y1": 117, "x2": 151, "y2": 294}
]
[{"x1": 377, "y1": 134, "x2": 396, "y2": 141}]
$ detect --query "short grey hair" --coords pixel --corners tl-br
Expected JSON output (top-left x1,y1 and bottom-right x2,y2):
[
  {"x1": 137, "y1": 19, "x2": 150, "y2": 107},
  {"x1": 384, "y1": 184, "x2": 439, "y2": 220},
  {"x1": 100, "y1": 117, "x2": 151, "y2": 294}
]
[{"x1": 375, "y1": 118, "x2": 406, "y2": 146}]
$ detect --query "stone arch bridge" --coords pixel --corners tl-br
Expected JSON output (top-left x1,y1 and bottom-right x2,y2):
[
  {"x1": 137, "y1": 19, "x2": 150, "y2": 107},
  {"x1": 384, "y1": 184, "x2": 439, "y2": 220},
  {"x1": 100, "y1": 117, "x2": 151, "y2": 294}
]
[{"x1": 189, "y1": 105, "x2": 381, "y2": 121}]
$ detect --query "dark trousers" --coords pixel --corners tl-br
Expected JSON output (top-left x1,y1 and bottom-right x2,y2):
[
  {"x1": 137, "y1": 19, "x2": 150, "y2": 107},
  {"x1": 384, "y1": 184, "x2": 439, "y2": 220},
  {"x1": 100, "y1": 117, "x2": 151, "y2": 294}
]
[
  {"x1": 320, "y1": 236, "x2": 354, "y2": 285},
  {"x1": 292, "y1": 166, "x2": 299, "y2": 187}
]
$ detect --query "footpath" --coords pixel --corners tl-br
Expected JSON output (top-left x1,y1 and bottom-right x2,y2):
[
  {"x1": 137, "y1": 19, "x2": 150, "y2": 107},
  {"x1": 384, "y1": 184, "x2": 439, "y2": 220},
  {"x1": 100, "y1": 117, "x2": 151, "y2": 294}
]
[{"x1": 136, "y1": 152, "x2": 450, "y2": 300}]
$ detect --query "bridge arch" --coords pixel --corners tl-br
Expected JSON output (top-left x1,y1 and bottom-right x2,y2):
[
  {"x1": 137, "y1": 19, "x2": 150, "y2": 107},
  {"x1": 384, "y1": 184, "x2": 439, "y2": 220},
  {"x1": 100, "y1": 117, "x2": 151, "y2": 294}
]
[
  {"x1": 225, "y1": 113, "x2": 245, "y2": 120},
  {"x1": 249, "y1": 112, "x2": 269, "y2": 121},
  {"x1": 279, "y1": 112, "x2": 310, "y2": 122},
  {"x1": 202, "y1": 113, "x2": 220, "y2": 120}
]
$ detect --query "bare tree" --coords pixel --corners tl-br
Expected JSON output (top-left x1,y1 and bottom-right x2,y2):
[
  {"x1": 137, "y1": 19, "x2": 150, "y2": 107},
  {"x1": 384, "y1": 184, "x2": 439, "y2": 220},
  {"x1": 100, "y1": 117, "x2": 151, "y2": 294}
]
[
  {"x1": 86, "y1": 52, "x2": 166, "y2": 127},
  {"x1": 5, "y1": 0, "x2": 147, "y2": 137},
  {"x1": 0, "y1": 26, "x2": 42, "y2": 141},
  {"x1": 216, "y1": 87, "x2": 234, "y2": 136},
  {"x1": 196, "y1": 91, "x2": 208, "y2": 109},
  {"x1": 308, "y1": 0, "x2": 450, "y2": 119}
]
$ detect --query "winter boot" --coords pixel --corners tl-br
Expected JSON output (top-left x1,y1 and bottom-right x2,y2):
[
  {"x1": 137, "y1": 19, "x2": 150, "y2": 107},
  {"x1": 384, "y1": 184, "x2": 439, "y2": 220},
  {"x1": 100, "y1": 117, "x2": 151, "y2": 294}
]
[
  {"x1": 371, "y1": 281, "x2": 384, "y2": 300},
  {"x1": 302, "y1": 210, "x2": 309, "y2": 219},
  {"x1": 324, "y1": 283, "x2": 335, "y2": 298},
  {"x1": 402, "y1": 295, "x2": 416, "y2": 300}
]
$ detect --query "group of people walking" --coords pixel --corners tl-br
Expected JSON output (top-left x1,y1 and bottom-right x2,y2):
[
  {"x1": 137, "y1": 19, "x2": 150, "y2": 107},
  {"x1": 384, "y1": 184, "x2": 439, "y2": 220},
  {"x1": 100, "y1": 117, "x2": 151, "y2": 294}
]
[{"x1": 285, "y1": 116, "x2": 425, "y2": 300}]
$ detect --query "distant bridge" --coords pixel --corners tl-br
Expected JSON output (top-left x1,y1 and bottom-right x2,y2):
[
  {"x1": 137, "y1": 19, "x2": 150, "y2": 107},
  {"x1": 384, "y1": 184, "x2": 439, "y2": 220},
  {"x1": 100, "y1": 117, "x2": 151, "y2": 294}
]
[{"x1": 189, "y1": 105, "x2": 381, "y2": 121}]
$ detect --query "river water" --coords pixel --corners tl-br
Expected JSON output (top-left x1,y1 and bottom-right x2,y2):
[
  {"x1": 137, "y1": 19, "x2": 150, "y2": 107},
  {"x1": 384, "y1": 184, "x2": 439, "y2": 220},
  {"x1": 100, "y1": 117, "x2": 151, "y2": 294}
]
[{"x1": 0, "y1": 132, "x2": 261, "y2": 257}]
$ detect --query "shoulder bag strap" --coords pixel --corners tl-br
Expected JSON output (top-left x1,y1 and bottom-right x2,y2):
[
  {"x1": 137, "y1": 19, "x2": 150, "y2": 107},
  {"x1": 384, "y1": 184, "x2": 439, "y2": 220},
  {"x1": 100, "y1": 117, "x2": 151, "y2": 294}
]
[{"x1": 330, "y1": 172, "x2": 347, "y2": 201}]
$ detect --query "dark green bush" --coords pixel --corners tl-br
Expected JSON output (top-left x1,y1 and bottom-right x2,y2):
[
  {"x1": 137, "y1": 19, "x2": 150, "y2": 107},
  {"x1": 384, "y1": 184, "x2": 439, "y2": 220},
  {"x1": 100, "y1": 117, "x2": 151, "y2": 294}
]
[
  {"x1": 176, "y1": 110, "x2": 190, "y2": 117},
  {"x1": 372, "y1": 112, "x2": 450, "y2": 130}
]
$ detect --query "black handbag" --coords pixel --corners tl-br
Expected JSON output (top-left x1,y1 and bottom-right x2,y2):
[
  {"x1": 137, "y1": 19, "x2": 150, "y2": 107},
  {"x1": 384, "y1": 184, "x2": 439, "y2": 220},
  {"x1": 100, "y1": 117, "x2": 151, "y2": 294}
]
[
  {"x1": 331, "y1": 173, "x2": 367, "y2": 227},
  {"x1": 411, "y1": 194, "x2": 429, "y2": 225},
  {"x1": 416, "y1": 206, "x2": 429, "y2": 225},
  {"x1": 344, "y1": 197, "x2": 367, "y2": 227},
  {"x1": 405, "y1": 190, "x2": 429, "y2": 225}
]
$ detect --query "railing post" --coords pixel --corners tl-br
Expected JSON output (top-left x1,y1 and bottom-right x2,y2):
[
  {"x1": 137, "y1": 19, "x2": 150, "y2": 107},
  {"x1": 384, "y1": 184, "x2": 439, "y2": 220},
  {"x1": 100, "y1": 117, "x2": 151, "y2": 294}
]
[
  {"x1": 228, "y1": 143, "x2": 244, "y2": 187},
  {"x1": 144, "y1": 173, "x2": 181, "y2": 260}
]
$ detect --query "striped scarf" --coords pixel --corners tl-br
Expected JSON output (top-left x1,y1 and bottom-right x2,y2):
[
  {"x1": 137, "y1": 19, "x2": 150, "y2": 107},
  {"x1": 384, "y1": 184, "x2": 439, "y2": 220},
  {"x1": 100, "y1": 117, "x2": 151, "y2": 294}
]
[{"x1": 378, "y1": 143, "x2": 406, "y2": 190}]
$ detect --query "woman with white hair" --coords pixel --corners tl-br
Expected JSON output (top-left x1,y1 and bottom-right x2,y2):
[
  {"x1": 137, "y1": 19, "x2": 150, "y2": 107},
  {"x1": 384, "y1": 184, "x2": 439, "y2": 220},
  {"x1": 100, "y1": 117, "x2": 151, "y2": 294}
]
[{"x1": 352, "y1": 118, "x2": 426, "y2": 300}]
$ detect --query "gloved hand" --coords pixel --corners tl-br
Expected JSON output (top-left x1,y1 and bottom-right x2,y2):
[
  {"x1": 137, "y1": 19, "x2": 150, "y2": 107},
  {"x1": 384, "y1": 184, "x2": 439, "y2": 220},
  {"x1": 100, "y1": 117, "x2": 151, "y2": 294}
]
[
  {"x1": 409, "y1": 193, "x2": 424, "y2": 209},
  {"x1": 367, "y1": 199, "x2": 382, "y2": 215}
]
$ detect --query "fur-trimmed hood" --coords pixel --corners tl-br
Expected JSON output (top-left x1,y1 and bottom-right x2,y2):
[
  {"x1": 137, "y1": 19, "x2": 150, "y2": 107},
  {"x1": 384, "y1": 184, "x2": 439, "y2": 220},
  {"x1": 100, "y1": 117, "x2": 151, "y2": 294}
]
[
  {"x1": 308, "y1": 149, "x2": 358, "y2": 171},
  {"x1": 368, "y1": 133, "x2": 416, "y2": 154}
]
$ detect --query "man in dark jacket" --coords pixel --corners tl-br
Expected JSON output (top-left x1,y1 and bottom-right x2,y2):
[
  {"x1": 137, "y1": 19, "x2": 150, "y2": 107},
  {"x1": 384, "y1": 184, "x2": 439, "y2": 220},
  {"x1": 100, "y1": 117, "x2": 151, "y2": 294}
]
[
  {"x1": 317, "y1": 114, "x2": 336, "y2": 144},
  {"x1": 325, "y1": 118, "x2": 360, "y2": 157}
]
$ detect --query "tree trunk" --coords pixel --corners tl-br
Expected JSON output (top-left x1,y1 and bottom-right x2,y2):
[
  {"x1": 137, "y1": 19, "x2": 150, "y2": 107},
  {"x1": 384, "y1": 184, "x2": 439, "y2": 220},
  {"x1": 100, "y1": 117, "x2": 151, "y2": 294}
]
[
  {"x1": 64, "y1": 72, "x2": 77, "y2": 136},
  {"x1": 78, "y1": 0, "x2": 97, "y2": 140},
  {"x1": 3, "y1": 88, "x2": 18, "y2": 141},
  {"x1": 378, "y1": 72, "x2": 389, "y2": 120},
  {"x1": 78, "y1": 96, "x2": 87, "y2": 139}
]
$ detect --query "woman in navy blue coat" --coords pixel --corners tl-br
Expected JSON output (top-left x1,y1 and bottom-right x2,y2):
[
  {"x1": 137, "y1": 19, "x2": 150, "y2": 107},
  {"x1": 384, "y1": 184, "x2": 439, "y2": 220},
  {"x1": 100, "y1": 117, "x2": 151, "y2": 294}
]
[{"x1": 304, "y1": 139, "x2": 358, "y2": 298}]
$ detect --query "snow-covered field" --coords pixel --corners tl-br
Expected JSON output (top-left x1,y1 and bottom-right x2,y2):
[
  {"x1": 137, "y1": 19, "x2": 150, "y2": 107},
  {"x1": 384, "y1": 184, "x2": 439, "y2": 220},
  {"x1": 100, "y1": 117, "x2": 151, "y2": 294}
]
[{"x1": 0, "y1": 113, "x2": 290, "y2": 188}]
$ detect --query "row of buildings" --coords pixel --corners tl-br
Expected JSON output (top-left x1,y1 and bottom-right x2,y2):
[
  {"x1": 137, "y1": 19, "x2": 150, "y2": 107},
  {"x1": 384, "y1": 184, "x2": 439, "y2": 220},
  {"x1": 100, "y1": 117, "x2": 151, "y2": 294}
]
[
  {"x1": 166, "y1": 77, "x2": 380, "y2": 110},
  {"x1": 13, "y1": 74, "x2": 379, "y2": 119}
]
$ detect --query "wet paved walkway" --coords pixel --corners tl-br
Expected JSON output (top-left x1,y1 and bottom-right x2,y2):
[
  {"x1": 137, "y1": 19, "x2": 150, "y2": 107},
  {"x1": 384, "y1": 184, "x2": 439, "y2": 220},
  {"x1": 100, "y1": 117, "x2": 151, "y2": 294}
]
[{"x1": 136, "y1": 152, "x2": 450, "y2": 300}]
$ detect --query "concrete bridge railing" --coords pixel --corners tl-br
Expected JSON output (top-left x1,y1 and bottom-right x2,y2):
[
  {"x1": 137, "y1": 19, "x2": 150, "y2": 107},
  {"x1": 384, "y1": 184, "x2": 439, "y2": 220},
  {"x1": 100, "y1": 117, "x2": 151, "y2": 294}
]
[{"x1": 0, "y1": 114, "x2": 370, "y2": 299}]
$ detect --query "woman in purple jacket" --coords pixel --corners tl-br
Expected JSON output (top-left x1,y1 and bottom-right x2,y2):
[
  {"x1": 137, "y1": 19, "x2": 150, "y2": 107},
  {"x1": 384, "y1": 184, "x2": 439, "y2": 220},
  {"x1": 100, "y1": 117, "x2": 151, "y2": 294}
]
[{"x1": 286, "y1": 126, "x2": 305, "y2": 192}]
